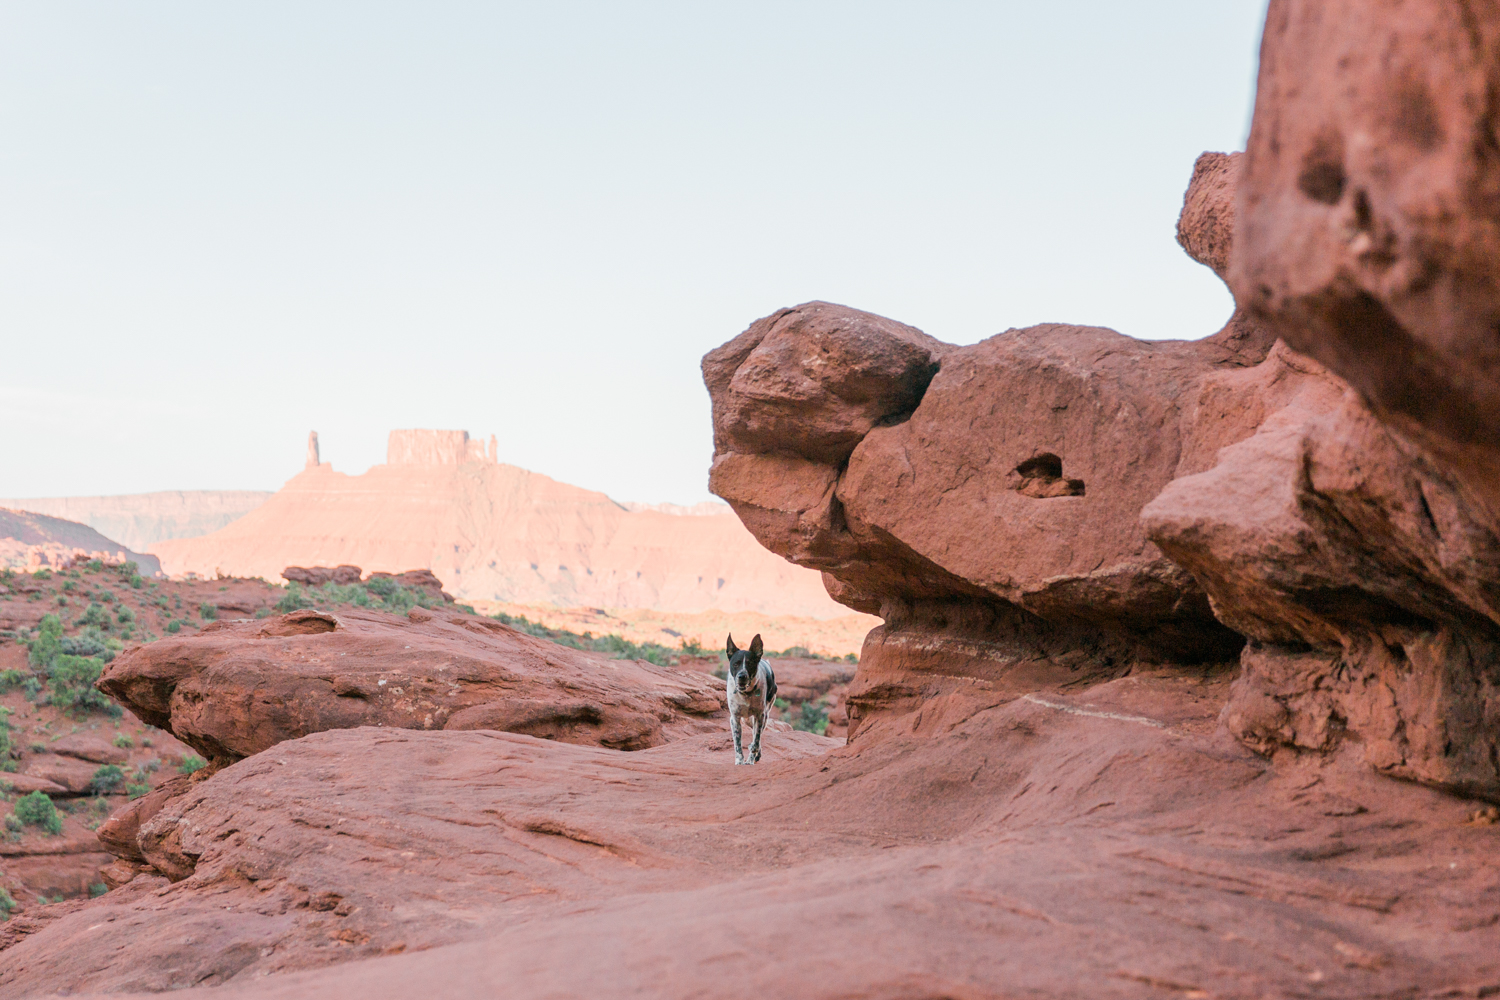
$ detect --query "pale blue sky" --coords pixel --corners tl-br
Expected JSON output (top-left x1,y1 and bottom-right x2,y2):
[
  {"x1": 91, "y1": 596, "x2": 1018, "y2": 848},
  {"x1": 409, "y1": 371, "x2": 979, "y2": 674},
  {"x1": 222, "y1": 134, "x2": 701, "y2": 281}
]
[{"x1": 0, "y1": 2, "x2": 1269, "y2": 504}]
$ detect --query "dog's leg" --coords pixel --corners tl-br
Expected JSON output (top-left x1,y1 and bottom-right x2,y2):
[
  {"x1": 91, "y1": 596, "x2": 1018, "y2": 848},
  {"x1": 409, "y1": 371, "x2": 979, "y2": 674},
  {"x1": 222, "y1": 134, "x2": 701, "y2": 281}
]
[
  {"x1": 750, "y1": 712, "x2": 764, "y2": 764},
  {"x1": 732, "y1": 714, "x2": 743, "y2": 765}
]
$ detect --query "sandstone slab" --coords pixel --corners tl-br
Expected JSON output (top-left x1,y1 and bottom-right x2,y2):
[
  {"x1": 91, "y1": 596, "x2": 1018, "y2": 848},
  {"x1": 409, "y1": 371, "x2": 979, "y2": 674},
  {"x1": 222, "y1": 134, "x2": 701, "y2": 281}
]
[{"x1": 97, "y1": 606, "x2": 726, "y2": 764}]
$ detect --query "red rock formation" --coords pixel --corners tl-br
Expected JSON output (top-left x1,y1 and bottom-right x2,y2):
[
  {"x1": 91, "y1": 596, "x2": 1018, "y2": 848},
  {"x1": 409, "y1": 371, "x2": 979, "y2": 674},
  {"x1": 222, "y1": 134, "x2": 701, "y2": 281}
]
[{"x1": 1232, "y1": 0, "x2": 1500, "y2": 529}]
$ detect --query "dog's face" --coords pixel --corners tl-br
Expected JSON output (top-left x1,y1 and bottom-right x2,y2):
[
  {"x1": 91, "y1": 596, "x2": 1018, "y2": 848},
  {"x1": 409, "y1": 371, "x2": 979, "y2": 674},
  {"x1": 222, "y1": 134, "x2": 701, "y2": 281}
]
[{"x1": 725, "y1": 633, "x2": 764, "y2": 695}]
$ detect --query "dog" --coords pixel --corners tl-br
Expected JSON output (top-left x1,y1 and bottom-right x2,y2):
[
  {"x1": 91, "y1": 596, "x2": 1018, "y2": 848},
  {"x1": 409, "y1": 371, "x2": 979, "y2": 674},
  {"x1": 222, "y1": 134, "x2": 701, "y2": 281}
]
[{"x1": 725, "y1": 633, "x2": 777, "y2": 765}]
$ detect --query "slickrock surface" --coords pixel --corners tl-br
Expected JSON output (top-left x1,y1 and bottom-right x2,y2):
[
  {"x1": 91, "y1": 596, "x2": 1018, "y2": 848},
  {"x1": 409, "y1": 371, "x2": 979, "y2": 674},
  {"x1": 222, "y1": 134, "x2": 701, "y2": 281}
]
[
  {"x1": 97, "y1": 607, "x2": 727, "y2": 763},
  {"x1": 151, "y1": 433, "x2": 850, "y2": 619},
  {"x1": 4, "y1": 673, "x2": 1498, "y2": 998}
]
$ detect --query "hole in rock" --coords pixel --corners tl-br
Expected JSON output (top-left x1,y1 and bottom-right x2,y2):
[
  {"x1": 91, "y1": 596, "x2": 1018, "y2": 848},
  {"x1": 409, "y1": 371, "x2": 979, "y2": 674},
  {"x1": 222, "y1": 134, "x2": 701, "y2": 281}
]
[
  {"x1": 1297, "y1": 131, "x2": 1347, "y2": 204},
  {"x1": 1013, "y1": 453, "x2": 1085, "y2": 498}
]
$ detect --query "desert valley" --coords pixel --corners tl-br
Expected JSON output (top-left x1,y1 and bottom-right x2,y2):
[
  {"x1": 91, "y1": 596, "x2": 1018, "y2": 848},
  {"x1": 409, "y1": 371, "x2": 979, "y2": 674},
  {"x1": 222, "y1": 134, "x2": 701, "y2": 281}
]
[{"x1": 2, "y1": 2, "x2": 1500, "y2": 998}]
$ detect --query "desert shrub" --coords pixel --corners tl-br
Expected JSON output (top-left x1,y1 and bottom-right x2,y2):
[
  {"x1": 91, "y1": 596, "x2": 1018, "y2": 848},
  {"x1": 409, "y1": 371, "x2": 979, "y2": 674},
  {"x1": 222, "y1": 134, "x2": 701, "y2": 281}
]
[
  {"x1": 31, "y1": 569, "x2": 51, "y2": 581},
  {"x1": 129, "y1": 575, "x2": 143, "y2": 589},
  {"x1": 89, "y1": 765, "x2": 125, "y2": 794},
  {"x1": 77, "y1": 603, "x2": 112, "y2": 630},
  {"x1": 47, "y1": 655, "x2": 117, "y2": 715},
  {"x1": 89, "y1": 882, "x2": 108, "y2": 897},
  {"x1": 488, "y1": 612, "x2": 679, "y2": 665},
  {"x1": 116, "y1": 606, "x2": 134, "y2": 624},
  {"x1": 98, "y1": 590, "x2": 115, "y2": 604},
  {"x1": 26, "y1": 615, "x2": 63, "y2": 669},
  {"x1": 55, "y1": 596, "x2": 68, "y2": 608},
  {"x1": 254, "y1": 608, "x2": 273, "y2": 619},
  {"x1": 3, "y1": 814, "x2": 21, "y2": 834},
  {"x1": 178, "y1": 754, "x2": 207, "y2": 775},
  {"x1": 198, "y1": 603, "x2": 216, "y2": 621},
  {"x1": 112, "y1": 733, "x2": 133, "y2": 749},
  {"x1": 14, "y1": 791, "x2": 62, "y2": 835},
  {"x1": 140, "y1": 757, "x2": 160, "y2": 772},
  {"x1": 275, "y1": 584, "x2": 313, "y2": 613},
  {"x1": 678, "y1": 637, "x2": 707, "y2": 657},
  {"x1": 84, "y1": 560, "x2": 103, "y2": 573},
  {"x1": 0, "y1": 886, "x2": 15, "y2": 919},
  {"x1": 60, "y1": 627, "x2": 114, "y2": 662},
  {"x1": 165, "y1": 620, "x2": 182, "y2": 634},
  {"x1": 0, "y1": 707, "x2": 12, "y2": 761},
  {"x1": 792, "y1": 700, "x2": 830, "y2": 736},
  {"x1": 363, "y1": 576, "x2": 398, "y2": 598},
  {"x1": 61, "y1": 580, "x2": 76, "y2": 592},
  {"x1": 0, "y1": 670, "x2": 28, "y2": 692},
  {"x1": 126, "y1": 782, "x2": 151, "y2": 799}
]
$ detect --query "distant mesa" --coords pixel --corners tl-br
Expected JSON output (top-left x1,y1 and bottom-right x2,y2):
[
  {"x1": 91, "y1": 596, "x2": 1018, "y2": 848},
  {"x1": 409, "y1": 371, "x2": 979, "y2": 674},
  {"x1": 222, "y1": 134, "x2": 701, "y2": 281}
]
[
  {"x1": 150, "y1": 429, "x2": 857, "y2": 621},
  {"x1": 0, "y1": 507, "x2": 162, "y2": 576}
]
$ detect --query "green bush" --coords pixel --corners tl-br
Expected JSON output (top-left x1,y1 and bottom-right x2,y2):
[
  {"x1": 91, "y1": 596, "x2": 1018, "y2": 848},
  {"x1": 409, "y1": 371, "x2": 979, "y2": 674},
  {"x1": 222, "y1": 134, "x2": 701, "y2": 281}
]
[
  {"x1": 165, "y1": 620, "x2": 183, "y2": 634},
  {"x1": 77, "y1": 603, "x2": 112, "y2": 630},
  {"x1": 198, "y1": 603, "x2": 217, "y2": 621},
  {"x1": 792, "y1": 700, "x2": 830, "y2": 736},
  {"x1": 113, "y1": 733, "x2": 133, "y2": 749},
  {"x1": 488, "y1": 612, "x2": 680, "y2": 665},
  {"x1": 55, "y1": 596, "x2": 68, "y2": 608},
  {"x1": 0, "y1": 886, "x2": 15, "y2": 920},
  {"x1": 61, "y1": 580, "x2": 76, "y2": 592},
  {"x1": 126, "y1": 782, "x2": 151, "y2": 799},
  {"x1": 0, "y1": 670, "x2": 27, "y2": 692},
  {"x1": 84, "y1": 560, "x2": 103, "y2": 573},
  {"x1": 60, "y1": 627, "x2": 114, "y2": 662},
  {"x1": 0, "y1": 706, "x2": 12, "y2": 761},
  {"x1": 89, "y1": 765, "x2": 125, "y2": 794},
  {"x1": 178, "y1": 754, "x2": 207, "y2": 775},
  {"x1": 14, "y1": 791, "x2": 62, "y2": 834},
  {"x1": 274, "y1": 584, "x2": 313, "y2": 613},
  {"x1": 27, "y1": 615, "x2": 63, "y2": 669},
  {"x1": 47, "y1": 655, "x2": 116, "y2": 714},
  {"x1": 89, "y1": 882, "x2": 108, "y2": 897},
  {"x1": 116, "y1": 606, "x2": 134, "y2": 624},
  {"x1": 99, "y1": 591, "x2": 115, "y2": 604},
  {"x1": 3, "y1": 814, "x2": 21, "y2": 834}
]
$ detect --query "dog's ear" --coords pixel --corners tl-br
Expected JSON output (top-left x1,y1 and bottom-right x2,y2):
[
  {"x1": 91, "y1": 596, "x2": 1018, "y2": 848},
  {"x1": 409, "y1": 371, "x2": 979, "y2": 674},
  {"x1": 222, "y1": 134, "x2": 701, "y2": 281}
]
[
  {"x1": 749, "y1": 634, "x2": 763, "y2": 659},
  {"x1": 726, "y1": 633, "x2": 739, "y2": 657}
]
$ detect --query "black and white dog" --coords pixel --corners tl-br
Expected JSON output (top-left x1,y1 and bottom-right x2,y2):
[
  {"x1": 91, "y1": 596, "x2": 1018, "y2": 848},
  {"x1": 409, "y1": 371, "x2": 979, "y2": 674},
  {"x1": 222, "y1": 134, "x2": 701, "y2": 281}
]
[{"x1": 726, "y1": 633, "x2": 777, "y2": 765}]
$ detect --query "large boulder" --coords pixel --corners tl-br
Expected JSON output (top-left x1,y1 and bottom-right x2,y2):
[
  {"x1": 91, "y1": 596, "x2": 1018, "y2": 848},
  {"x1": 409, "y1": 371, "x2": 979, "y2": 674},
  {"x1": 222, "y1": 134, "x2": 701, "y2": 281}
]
[
  {"x1": 96, "y1": 606, "x2": 726, "y2": 764},
  {"x1": 1232, "y1": 0, "x2": 1500, "y2": 526},
  {"x1": 705, "y1": 163, "x2": 1284, "y2": 737}
]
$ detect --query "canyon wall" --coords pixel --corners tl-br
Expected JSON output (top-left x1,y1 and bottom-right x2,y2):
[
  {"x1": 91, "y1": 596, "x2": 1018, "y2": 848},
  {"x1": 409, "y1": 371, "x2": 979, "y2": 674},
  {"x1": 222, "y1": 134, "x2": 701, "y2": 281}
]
[{"x1": 151, "y1": 430, "x2": 853, "y2": 620}]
